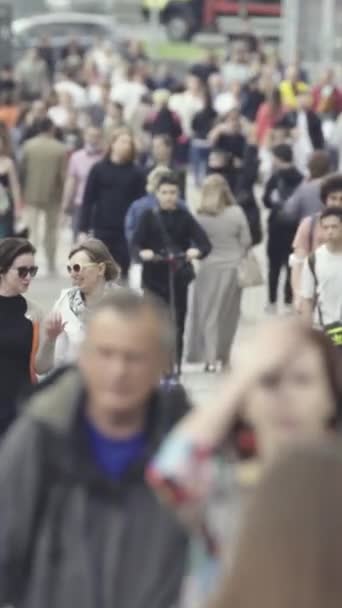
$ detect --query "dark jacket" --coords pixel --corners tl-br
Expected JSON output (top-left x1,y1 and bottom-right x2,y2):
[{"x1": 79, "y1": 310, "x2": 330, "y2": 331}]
[
  {"x1": 280, "y1": 110, "x2": 325, "y2": 150},
  {"x1": 144, "y1": 108, "x2": 183, "y2": 141},
  {"x1": 263, "y1": 166, "x2": 303, "y2": 255},
  {"x1": 125, "y1": 193, "x2": 186, "y2": 246},
  {"x1": 80, "y1": 158, "x2": 146, "y2": 236},
  {"x1": 0, "y1": 369, "x2": 190, "y2": 608},
  {"x1": 133, "y1": 207, "x2": 212, "y2": 298},
  {"x1": 192, "y1": 106, "x2": 217, "y2": 140}
]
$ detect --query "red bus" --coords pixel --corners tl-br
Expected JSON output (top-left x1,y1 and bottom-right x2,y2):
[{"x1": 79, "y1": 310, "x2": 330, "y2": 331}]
[{"x1": 143, "y1": 0, "x2": 282, "y2": 41}]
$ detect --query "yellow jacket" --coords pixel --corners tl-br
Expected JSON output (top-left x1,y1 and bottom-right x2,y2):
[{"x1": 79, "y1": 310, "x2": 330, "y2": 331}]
[{"x1": 279, "y1": 80, "x2": 309, "y2": 109}]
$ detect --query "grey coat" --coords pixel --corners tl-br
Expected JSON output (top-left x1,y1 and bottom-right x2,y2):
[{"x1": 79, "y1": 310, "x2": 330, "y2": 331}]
[
  {"x1": 187, "y1": 206, "x2": 251, "y2": 364},
  {"x1": 0, "y1": 369, "x2": 190, "y2": 608}
]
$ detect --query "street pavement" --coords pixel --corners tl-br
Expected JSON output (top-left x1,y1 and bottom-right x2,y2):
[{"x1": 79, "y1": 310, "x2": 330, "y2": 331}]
[
  {"x1": 29, "y1": 231, "x2": 271, "y2": 406},
  {"x1": 28, "y1": 186, "x2": 290, "y2": 405}
]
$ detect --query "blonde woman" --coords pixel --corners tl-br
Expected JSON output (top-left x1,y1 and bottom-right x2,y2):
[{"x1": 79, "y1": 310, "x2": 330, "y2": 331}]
[
  {"x1": 187, "y1": 174, "x2": 251, "y2": 371},
  {"x1": 37, "y1": 238, "x2": 120, "y2": 372}
]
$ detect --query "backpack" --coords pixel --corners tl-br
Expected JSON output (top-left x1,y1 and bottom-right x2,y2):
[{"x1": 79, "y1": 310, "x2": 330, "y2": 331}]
[{"x1": 308, "y1": 253, "x2": 342, "y2": 349}]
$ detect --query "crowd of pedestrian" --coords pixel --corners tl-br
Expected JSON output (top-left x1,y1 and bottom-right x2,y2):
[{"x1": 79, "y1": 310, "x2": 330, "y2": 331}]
[{"x1": 0, "y1": 17, "x2": 341, "y2": 608}]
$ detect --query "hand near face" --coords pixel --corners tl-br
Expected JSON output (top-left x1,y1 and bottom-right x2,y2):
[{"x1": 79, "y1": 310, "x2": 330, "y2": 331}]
[{"x1": 232, "y1": 318, "x2": 302, "y2": 385}]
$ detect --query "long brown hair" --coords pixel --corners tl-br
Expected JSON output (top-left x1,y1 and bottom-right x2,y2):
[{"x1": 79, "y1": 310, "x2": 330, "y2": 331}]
[
  {"x1": 105, "y1": 127, "x2": 136, "y2": 162},
  {"x1": 210, "y1": 442, "x2": 342, "y2": 608}
]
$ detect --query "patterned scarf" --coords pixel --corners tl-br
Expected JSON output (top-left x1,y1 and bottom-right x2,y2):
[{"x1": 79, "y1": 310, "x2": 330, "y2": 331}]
[
  {"x1": 68, "y1": 287, "x2": 87, "y2": 320},
  {"x1": 68, "y1": 284, "x2": 115, "y2": 321}
]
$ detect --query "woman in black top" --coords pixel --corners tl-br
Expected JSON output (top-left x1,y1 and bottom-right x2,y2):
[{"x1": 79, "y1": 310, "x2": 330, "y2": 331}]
[
  {"x1": 191, "y1": 88, "x2": 217, "y2": 186},
  {"x1": 0, "y1": 238, "x2": 42, "y2": 435},
  {"x1": 208, "y1": 109, "x2": 247, "y2": 194},
  {"x1": 80, "y1": 128, "x2": 146, "y2": 277}
]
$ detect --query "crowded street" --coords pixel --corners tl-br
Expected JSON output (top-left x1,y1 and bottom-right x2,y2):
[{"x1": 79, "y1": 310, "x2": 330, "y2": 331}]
[{"x1": 0, "y1": 0, "x2": 341, "y2": 607}]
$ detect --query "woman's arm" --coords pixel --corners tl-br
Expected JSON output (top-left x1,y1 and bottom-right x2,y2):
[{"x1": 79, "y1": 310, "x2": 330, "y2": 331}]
[
  {"x1": 7, "y1": 159, "x2": 23, "y2": 216},
  {"x1": 35, "y1": 309, "x2": 67, "y2": 375},
  {"x1": 188, "y1": 213, "x2": 212, "y2": 258}
]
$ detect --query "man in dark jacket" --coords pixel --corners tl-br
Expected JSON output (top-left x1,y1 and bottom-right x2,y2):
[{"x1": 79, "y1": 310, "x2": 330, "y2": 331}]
[
  {"x1": 0, "y1": 289, "x2": 190, "y2": 608},
  {"x1": 280, "y1": 91, "x2": 325, "y2": 174},
  {"x1": 133, "y1": 173, "x2": 212, "y2": 373},
  {"x1": 263, "y1": 144, "x2": 304, "y2": 312}
]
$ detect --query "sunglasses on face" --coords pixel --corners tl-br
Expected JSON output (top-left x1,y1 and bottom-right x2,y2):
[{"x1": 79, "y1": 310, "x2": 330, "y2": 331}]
[
  {"x1": 67, "y1": 262, "x2": 98, "y2": 274},
  {"x1": 14, "y1": 266, "x2": 39, "y2": 279}
]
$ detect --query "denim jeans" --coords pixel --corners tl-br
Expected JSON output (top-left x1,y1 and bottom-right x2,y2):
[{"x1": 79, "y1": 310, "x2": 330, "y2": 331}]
[{"x1": 190, "y1": 141, "x2": 210, "y2": 187}]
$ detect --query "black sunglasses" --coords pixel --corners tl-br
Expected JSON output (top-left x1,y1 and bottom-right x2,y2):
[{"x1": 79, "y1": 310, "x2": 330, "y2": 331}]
[{"x1": 14, "y1": 266, "x2": 38, "y2": 279}]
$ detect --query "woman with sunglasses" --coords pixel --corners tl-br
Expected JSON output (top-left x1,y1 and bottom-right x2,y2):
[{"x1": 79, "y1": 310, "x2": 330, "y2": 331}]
[
  {"x1": 0, "y1": 237, "x2": 42, "y2": 436},
  {"x1": 37, "y1": 238, "x2": 120, "y2": 372}
]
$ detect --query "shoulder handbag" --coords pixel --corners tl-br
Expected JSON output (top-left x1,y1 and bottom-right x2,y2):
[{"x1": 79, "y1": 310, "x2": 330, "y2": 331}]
[
  {"x1": 308, "y1": 253, "x2": 342, "y2": 349},
  {"x1": 238, "y1": 249, "x2": 263, "y2": 289},
  {"x1": 153, "y1": 210, "x2": 195, "y2": 286}
]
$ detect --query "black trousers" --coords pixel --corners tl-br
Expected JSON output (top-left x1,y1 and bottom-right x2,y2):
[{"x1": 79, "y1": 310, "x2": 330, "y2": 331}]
[
  {"x1": 149, "y1": 280, "x2": 189, "y2": 373},
  {"x1": 94, "y1": 231, "x2": 130, "y2": 278},
  {"x1": 268, "y1": 252, "x2": 292, "y2": 305},
  {"x1": 173, "y1": 284, "x2": 188, "y2": 371}
]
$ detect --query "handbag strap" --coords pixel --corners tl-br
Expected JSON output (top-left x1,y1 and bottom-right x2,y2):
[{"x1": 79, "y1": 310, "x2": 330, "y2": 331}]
[
  {"x1": 153, "y1": 209, "x2": 175, "y2": 253},
  {"x1": 308, "y1": 214, "x2": 318, "y2": 254}
]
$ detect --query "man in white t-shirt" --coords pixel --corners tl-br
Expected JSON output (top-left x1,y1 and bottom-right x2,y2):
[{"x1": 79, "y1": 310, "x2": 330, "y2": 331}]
[{"x1": 301, "y1": 207, "x2": 342, "y2": 326}]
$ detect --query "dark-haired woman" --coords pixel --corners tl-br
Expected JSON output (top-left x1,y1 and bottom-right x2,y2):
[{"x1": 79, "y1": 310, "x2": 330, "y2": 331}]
[
  {"x1": 79, "y1": 128, "x2": 146, "y2": 277},
  {"x1": 37, "y1": 238, "x2": 121, "y2": 372},
  {"x1": 0, "y1": 237, "x2": 42, "y2": 434}
]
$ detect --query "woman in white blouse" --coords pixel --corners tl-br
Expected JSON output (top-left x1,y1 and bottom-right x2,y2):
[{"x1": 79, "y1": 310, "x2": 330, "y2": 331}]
[{"x1": 38, "y1": 238, "x2": 120, "y2": 371}]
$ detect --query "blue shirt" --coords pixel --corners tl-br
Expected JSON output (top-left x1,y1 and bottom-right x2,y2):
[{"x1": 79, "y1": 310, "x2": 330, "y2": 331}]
[{"x1": 85, "y1": 418, "x2": 147, "y2": 480}]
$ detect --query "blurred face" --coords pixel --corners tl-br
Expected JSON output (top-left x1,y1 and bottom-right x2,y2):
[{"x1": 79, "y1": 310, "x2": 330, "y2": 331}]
[
  {"x1": 79, "y1": 309, "x2": 165, "y2": 421},
  {"x1": 111, "y1": 133, "x2": 134, "y2": 163},
  {"x1": 326, "y1": 191, "x2": 342, "y2": 208},
  {"x1": 68, "y1": 250, "x2": 105, "y2": 296},
  {"x1": 287, "y1": 65, "x2": 298, "y2": 82},
  {"x1": 297, "y1": 93, "x2": 312, "y2": 110},
  {"x1": 186, "y1": 75, "x2": 202, "y2": 95},
  {"x1": 32, "y1": 101, "x2": 46, "y2": 120},
  {"x1": 0, "y1": 253, "x2": 37, "y2": 296},
  {"x1": 321, "y1": 215, "x2": 342, "y2": 246},
  {"x1": 245, "y1": 343, "x2": 335, "y2": 459},
  {"x1": 322, "y1": 68, "x2": 334, "y2": 85},
  {"x1": 208, "y1": 73, "x2": 224, "y2": 94},
  {"x1": 156, "y1": 183, "x2": 179, "y2": 210},
  {"x1": 152, "y1": 138, "x2": 172, "y2": 164},
  {"x1": 60, "y1": 92, "x2": 73, "y2": 109},
  {"x1": 226, "y1": 111, "x2": 241, "y2": 132},
  {"x1": 85, "y1": 127, "x2": 102, "y2": 150}
]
